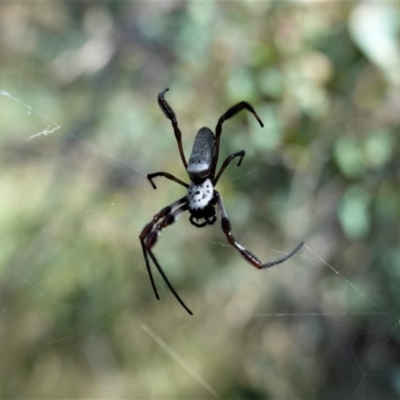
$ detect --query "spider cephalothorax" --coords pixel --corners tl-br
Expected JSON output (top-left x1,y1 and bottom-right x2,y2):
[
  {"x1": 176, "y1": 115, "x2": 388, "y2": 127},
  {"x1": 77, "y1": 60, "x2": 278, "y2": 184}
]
[{"x1": 140, "y1": 88, "x2": 303, "y2": 315}]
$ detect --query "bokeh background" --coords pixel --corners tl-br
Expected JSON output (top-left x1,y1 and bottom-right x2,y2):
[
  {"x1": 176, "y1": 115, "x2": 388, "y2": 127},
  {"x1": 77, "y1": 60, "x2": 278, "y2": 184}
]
[{"x1": 1, "y1": 1, "x2": 400, "y2": 399}]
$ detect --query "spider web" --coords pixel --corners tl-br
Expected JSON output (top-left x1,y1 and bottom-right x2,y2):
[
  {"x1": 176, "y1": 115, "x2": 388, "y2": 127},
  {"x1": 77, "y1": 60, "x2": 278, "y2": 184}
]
[
  {"x1": 1, "y1": 2, "x2": 400, "y2": 400},
  {"x1": 2, "y1": 89, "x2": 398, "y2": 400}
]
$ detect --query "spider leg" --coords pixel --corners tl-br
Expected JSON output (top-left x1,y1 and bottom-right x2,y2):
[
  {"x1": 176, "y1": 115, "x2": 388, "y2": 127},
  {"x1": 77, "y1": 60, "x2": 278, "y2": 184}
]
[
  {"x1": 147, "y1": 172, "x2": 189, "y2": 190},
  {"x1": 158, "y1": 88, "x2": 188, "y2": 169},
  {"x1": 147, "y1": 247, "x2": 192, "y2": 315},
  {"x1": 212, "y1": 101, "x2": 264, "y2": 176},
  {"x1": 214, "y1": 191, "x2": 303, "y2": 269},
  {"x1": 213, "y1": 150, "x2": 245, "y2": 185},
  {"x1": 139, "y1": 196, "x2": 187, "y2": 301},
  {"x1": 140, "y1": 241, "x2": 158, "y2": 299},
  {"x1": 140, "y1": 199, "x2": 193, "y2": 315}
]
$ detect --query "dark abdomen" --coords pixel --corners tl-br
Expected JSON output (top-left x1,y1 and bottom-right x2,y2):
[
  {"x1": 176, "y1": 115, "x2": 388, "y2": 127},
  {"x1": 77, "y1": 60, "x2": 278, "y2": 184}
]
[{"x1": 187, "y1": 127, "x2": 216, "y2": 180}]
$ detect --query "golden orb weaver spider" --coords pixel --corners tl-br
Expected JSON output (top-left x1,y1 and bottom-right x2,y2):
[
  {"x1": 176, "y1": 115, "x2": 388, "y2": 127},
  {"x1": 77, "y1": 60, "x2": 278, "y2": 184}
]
[{"x1": 139, "y1": 88, "x2": 303, "y2": 315}]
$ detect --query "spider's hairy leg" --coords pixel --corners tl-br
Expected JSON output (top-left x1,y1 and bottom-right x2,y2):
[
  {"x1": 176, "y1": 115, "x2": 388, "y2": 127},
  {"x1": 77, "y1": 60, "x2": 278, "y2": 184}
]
[
  {"x1": 140, "y1": 197, "x2": 193, "y2": 315},
  {"x1": 158, "y1": 88, "x2": 188, "y2": 168},
  {"x1": 139, "y1": 196, "x2": 187, "y2": 301},
  {"x1": 146, "y1": 246, "x2": 193, "y2": 315},
  {"x1": 147, "y1": 209, "x2": 192, "y2": 314},
  {"x1": 216, "y1": 101, "x2": 264, "y2": 132},
  {"x1": 213, "y1": 150, "x2": 245, "y2": 185},
  {"x1": 214, "y1": 191, "x2": 303, "y2": 269},
  {"x1": 147, "y1": 172, "x2": 189, "y2": 190},
  {"x1": 262, "y1": 241, "x2": 304, "y2": 268},
  {"x1": 212, "y1": 101, "x2": 264, "y2": 177}
]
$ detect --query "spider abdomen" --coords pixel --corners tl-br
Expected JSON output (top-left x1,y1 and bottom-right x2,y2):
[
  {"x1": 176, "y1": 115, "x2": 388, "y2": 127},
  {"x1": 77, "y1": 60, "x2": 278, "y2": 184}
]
[
  {"x1": 188, "y1": 179, "x2": 214, "y2": 210},
  {"x1": 187, "y1": 127, "x2": 216, "y2": 180}
]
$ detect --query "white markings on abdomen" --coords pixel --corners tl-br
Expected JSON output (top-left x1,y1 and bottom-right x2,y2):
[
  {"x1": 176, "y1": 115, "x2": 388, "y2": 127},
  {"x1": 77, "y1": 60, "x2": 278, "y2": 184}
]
[{"x1": 188, "y1": 179, "x2": 214, "y2": 210}]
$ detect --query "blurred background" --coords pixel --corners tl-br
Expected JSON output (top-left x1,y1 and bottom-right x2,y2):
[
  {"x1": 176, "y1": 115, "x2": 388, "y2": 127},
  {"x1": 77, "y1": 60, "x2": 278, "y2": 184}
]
[{"x1": 1, "y1": 1, "x2": 400, "y2": 399}]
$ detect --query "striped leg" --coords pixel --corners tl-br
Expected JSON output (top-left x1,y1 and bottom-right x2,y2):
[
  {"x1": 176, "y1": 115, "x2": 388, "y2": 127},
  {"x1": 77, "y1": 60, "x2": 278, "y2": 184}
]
[
  {"x1": 140, "y1": 199, "x2": 192, "y2": 315},
  {"x1": 214, "y1": 191, "x2": 303, "y2": 269}
]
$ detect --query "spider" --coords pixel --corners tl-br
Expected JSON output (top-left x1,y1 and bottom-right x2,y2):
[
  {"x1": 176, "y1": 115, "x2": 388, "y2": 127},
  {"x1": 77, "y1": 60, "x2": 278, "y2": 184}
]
[{"x1": 139, "y1": 88, "x2": 304, "y2": 315}]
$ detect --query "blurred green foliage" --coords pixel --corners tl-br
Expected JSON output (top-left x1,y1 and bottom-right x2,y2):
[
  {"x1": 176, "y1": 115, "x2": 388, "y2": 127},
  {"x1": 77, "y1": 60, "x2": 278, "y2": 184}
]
[{"x1": 1, "y1": 1, "x2": 400, "y2": 399}]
